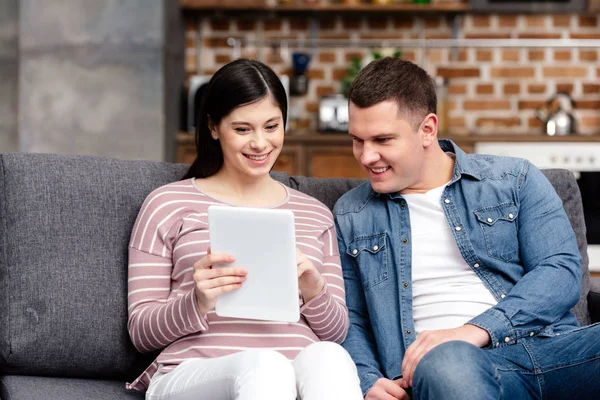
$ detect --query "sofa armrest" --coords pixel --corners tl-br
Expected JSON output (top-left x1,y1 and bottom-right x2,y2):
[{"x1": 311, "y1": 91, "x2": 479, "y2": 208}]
[{"x1": 589, "y1": 277, "x2": 600, "y2": 324}]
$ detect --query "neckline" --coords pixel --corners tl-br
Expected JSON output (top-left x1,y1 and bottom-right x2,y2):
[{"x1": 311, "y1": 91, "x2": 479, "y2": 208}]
[{"x1": 189, "y1": 178, "x2": 291, "y2": 208}]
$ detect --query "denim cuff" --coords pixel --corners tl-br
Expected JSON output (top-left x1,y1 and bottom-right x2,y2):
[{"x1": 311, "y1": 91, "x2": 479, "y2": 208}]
[
  {"x1": 360, "y1": 372, "x2": 383, "y2": 397},
  {"x1": 468, "y1": 308, "x2": 516, "y2": 349}
]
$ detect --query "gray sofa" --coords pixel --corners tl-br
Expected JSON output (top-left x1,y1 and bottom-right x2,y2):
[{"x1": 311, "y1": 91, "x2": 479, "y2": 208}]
[{"x1": 1, "y1": 152, "x2": 599, "y2": 400}]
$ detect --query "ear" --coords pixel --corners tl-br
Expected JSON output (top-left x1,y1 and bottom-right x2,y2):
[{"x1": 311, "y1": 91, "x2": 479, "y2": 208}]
[
  {"x1": 419, "y1": 113, "x2": 438, "y2": 147},
  {"x1": 207, "y1": 116, "x2": 219, "y2": 140}
]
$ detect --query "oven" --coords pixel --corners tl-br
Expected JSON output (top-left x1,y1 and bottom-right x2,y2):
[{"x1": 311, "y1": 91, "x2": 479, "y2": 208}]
[{"x1": 474, "y1": 142, "x2": 600, "y2": 273}]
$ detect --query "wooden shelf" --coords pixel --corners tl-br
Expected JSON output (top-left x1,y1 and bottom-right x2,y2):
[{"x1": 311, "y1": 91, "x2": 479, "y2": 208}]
[{"x1": 180, "y1": 0, "x2": 470, "y2": 13}]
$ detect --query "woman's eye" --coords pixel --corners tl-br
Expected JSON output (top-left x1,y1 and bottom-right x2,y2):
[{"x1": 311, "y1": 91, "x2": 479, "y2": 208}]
[
  {"x1": 266, "y1": 124, "x2": 279, "y2": 131},
  {"x1": 235, "y1": 127, "x2": 250, "y2": 133}
]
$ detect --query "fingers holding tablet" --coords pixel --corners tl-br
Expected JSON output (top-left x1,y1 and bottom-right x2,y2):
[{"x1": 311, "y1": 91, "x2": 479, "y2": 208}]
[{"x1": 193, "y1": 253, "x2": 247, "y2": 316}]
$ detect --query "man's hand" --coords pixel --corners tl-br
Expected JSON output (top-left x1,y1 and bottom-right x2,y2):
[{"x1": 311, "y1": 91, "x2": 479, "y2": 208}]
[
  {"x1": 365, "y1": 378, "x2": 411, "y2": 400},
  {"x1": 400, "y1": 324, "x2": 490, "y2": 388}
]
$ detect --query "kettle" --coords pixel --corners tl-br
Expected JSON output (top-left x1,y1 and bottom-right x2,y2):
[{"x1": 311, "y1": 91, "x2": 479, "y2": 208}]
[{"x1": 535, "y1": 92, "x2": 577, "y2": 136}]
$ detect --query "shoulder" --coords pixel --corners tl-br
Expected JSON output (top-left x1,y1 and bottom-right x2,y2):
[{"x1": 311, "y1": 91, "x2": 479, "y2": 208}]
[
  {"x1": 333, "y1": 180, "x2": 378, "y2": 216},
  {"x1": 141, "y1": 179, "x2": 209, "y2": 210},
  {"x1": 459, "y1": 152, "x2": 530, "y2": 181},
  {"x1": 286, "y1": 187, "x2": 335, "y2": 222}
]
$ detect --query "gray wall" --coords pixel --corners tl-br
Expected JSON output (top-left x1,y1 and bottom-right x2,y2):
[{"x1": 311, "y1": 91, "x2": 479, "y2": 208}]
[
  {"x1": 0, "y1": 0, "x2": 18, "y2": 153},
  {"x1": 13, "y1": 0, "x2": 182, "y2": 161}
]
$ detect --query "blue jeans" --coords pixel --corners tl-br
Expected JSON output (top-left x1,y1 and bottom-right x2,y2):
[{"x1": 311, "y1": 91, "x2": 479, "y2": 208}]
[{"x1": 411, "y1": 323, "x2": 600, "y2": 400}]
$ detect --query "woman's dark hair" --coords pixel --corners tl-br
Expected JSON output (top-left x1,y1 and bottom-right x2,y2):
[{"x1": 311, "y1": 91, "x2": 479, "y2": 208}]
[
  {"x1": 182, "y1": 59, "x2": 288, "y2": 179},
  {"x1": 349, "y1": 57, "x2": 436, "y2": 129}
]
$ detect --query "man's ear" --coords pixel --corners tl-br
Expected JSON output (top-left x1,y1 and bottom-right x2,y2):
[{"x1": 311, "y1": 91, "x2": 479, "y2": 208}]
[{"x1": 419, "y1": 113, "x2": 438, "y2": 147}]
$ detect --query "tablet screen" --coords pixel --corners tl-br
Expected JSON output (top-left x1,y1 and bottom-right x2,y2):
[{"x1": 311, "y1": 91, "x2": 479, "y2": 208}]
[{"x1": 207, "y1": 205, "x2": 300, "y2": 322}]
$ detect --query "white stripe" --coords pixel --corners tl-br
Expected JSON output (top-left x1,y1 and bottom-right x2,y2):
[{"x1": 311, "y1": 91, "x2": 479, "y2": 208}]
[
  {"x1": 173, "y1": 252, "x2": 206, "y2": 275},
  {"x1": 128, "y1": 275, "x2": 170, "y2": 282},
  {"x1": 149, "y1": 206, "x2": 187, "y2": 254},
  {"x1": 174, "y1": 239, "x2": 209, "y2": 252},
  {"x1": 173, "y1": 266, "x2": 195, "y2": 281},
  {"x1": 128, "y1": 287, "x2": 170, "y2": 296},
  {"x1": 129, "y1": 262, "x2": 171, "y2": 268}
]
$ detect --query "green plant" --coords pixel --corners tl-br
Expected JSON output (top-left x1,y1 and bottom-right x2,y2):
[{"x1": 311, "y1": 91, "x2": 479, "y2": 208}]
[{"x1": 339, "y1": 49, "x2": 403, "y2": 97}]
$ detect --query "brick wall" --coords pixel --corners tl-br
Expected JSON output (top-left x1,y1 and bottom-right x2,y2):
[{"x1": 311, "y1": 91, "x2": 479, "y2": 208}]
[{"x1": 184, "y1": 10, "x2": 600, "y2": 135}]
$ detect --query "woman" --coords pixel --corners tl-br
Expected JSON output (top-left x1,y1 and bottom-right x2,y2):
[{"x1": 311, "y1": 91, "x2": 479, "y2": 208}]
[{"x1": 126, "y1": 59, "x2": 362, "y2": 400}]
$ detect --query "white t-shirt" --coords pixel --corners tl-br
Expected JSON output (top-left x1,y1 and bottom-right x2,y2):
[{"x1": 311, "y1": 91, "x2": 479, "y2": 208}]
[{"x1": 403, "y1": 184, "x2": 498, "y2": 336}]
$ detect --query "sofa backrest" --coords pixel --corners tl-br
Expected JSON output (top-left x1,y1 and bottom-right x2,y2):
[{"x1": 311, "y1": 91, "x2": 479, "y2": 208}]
[{"x1": 0, "y1": 153, "x2": 590, "y2": 382}]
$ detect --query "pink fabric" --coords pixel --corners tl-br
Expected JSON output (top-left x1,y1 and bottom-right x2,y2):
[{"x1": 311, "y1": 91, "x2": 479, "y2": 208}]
[{"x1": 126, "y1": 179, "x2": 348, "y2": 392}]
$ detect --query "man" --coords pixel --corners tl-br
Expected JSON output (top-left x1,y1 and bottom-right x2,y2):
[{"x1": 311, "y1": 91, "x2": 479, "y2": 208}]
[{"x1": 333, "y1": 57, "x2": 600, "y2": 400}]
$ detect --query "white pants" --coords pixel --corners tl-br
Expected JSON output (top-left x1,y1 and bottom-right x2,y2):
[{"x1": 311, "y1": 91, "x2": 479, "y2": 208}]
[{"x1": 145, "y1": 341, "x2": 363, "y2": 400}]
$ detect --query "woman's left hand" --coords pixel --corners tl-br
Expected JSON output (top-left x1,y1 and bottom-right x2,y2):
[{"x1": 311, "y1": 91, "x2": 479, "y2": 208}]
[{"x1": 297, "y1": 248, "x2": 325, "y2": 303}]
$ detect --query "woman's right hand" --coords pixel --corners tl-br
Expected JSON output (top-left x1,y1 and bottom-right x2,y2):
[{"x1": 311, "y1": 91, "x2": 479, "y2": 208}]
[{"x1": 193, "y1": 249, "x2": 247, "y2": 316}]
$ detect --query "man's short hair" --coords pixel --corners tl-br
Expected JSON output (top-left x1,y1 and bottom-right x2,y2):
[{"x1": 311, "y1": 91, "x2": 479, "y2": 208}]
[{"x1": 348, "y1": 57, "x2": 437, "y2": 129}]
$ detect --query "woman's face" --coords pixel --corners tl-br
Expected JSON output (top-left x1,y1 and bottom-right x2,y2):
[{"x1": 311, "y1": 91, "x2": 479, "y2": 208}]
[{"x1": 212, "y1": 95, "x2": 284, "y2": 181}]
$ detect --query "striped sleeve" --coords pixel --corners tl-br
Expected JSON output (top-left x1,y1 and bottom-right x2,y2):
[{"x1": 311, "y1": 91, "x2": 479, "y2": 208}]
[
  {"x1": 300, "y1": 224, "x2": 349, "y2": 344},
  {"x1": 127, "y1": 247, "x2": 208, "y2": 353}
]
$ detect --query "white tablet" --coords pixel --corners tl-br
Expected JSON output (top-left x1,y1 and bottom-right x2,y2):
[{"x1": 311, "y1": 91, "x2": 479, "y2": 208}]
[{"x1": 207, "y1": 205, "x2": 300, "y2": 323}]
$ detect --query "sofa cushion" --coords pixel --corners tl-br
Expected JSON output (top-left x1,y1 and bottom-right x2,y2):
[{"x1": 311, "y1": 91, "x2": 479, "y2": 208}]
[{"x1": 0, "y1": 375, "x2": 144, "y2": 400}]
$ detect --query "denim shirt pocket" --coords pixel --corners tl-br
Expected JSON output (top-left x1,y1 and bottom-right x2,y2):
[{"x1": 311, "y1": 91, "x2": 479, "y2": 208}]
[
  {"x1": 347, "y1": 233, "x2": 388, "y2": 290},
  {"x1": 474, "y1": 203, "x2": 519, "y2": 262}
]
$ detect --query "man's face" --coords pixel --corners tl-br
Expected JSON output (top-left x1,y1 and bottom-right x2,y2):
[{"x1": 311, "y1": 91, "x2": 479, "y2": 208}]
[{"x1": 349, "y1": 100, "x2": 427, "y2": 194}]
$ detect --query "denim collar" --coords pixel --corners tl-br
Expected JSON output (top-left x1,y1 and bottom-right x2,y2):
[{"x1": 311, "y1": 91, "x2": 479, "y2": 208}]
[{"x1": 379, "y1": 139, "x2": 482, "y2": 200}]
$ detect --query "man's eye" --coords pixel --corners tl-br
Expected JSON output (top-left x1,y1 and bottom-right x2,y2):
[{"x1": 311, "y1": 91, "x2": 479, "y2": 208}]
[
  {"x1": 375, "y1": 138, "x2": 389, "y2": 143},
  {"x1": 352, "y1": 137, "x2": 363, "y2": 143}
]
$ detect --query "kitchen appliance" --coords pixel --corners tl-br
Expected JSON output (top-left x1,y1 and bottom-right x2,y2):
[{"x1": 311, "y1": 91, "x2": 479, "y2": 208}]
[
  {"x1": 470, "y1": 0, "x2": 587, "y2": 12},
  {"x1": 318, "y1": 94, "x2": 349, "y2": 133},
  {"x1": 474, "y1": 142, "x2": 600, "y2": 273},
  {"x1": 290, "y1": 52, "x2": 311, "y2": 96},
  {"x1": 536, "y1": 92, "x2": 577, "y2": 136},
  {"x1": 186, "y1": 74, "x2": 290, "y2": 133}
]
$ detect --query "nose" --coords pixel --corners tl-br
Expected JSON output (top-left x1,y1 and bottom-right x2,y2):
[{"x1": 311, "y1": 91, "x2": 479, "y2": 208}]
[
  {"x1": 360, "y1": 142, "x2": 380, "y2": 166},
  {"x1": 250, "y1": 131, "x2": 267, "y2": 151}
]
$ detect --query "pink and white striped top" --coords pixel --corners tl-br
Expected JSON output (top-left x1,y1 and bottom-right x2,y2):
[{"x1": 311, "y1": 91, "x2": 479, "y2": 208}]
[{"x1": 126, "y1": 178, "x2": 348, "y2": 392}]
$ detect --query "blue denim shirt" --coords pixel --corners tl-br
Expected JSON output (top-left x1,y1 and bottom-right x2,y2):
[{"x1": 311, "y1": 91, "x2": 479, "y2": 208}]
[{"x1": 333, "y1": 140, "x2": 582, "y2": 395}]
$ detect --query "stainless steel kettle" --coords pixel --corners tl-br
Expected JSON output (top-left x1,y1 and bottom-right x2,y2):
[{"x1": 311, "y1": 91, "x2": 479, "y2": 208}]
[{"x1": 535, "y1": 92, "x2": 577, "y2": 136}]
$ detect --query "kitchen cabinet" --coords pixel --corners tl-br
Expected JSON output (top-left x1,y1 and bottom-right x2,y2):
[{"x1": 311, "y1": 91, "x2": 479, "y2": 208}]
[{"x1": 176, "y1": 131, "x2": 600, "y2": 178}]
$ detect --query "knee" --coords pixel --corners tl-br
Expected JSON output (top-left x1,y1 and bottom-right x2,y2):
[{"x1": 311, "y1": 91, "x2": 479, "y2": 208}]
[
  {"x1": 297, "y1": 342, "x2": 354, "y2": 365},
  {"x1": 294, "y1": 342, "x2": 357, "y2": 374},
  {"x1": 413, "y1": 341, "x2": 486, "y2": 389},
  {"x1": 241, "y1": 349, "x2": 295, "y2": 381}
]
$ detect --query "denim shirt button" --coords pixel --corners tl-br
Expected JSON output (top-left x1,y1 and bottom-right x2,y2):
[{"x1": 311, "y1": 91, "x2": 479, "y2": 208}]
[
  {"x1": 508, "y1": 213, "x2": 514, "y2": 219},
  {"x1": 474, "y1": 263, "x2": 480, "y2": 268},
  {"x1": 500, "y1": 294, "x2": 506, "y2": 299},
  {"x1": 504, "y1": 337, "x2": 511, "y2": 343},
  {"x1": 406, "y1": 330, "x2": 412, "y2": 335},
  {"x1": 352, "y1": 249, "x2": 358, "y2": 255},
  {"x1": 455, "y1": 226, "x2": 462, "y2": 231},
  {"x1": 496, "y1": 342, "x2": 500, "y2": 347},
  {"x1": 487, "y1": 217, "x2": 493, "y2": 223},
  {"x1": 403, "y1": 282, "x2": 409, "y2": 288},
  {"x1": 530, "y1": 332, "x2": 534, "y2": 337},
  {"x1": 402, "y1": 238, "x2": 408, "y2": 243},
  {"x1": 444, "y1": 199, "x2": 450, "y2": 204},
  {"x1": 373, "y1": 245, "x2": 379, "y2": 251}
]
